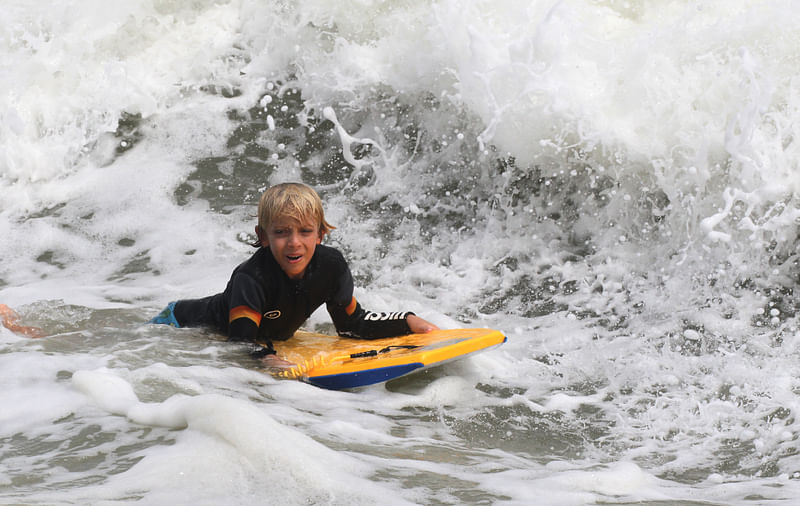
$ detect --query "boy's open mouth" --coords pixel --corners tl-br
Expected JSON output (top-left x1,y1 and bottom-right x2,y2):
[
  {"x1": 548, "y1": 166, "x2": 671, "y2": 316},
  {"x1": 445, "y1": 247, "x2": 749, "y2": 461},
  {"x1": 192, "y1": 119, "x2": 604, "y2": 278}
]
[{"x1": 287, "y1": 255, "x2": 302, "y2": 262}]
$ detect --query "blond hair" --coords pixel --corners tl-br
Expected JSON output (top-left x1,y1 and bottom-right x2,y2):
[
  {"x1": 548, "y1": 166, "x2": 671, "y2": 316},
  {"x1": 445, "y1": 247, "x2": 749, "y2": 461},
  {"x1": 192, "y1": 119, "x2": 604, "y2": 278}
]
[{"x1": 256, "y1": 182, "x2": 335, "y2": 237}]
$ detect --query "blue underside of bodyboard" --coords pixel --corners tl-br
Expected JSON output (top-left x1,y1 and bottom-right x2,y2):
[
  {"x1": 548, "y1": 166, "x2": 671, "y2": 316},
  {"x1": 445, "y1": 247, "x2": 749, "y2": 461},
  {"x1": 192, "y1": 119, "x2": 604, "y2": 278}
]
[{"x1": 307, "y1": 362, "x2": 424, "y2": 390}]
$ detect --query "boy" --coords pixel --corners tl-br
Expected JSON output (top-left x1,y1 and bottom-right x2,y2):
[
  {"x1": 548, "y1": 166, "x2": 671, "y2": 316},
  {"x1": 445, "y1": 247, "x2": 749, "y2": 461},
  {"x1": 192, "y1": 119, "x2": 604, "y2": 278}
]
[{"x1": 150, "y1": 182, "x2": 438, "y2": 368}]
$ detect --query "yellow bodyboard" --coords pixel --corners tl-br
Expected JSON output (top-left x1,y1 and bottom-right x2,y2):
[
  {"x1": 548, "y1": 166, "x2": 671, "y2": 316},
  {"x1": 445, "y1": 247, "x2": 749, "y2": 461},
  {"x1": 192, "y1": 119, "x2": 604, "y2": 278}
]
[{"x1": 271, "y1": 328, "x2": 506, "y2": 389}]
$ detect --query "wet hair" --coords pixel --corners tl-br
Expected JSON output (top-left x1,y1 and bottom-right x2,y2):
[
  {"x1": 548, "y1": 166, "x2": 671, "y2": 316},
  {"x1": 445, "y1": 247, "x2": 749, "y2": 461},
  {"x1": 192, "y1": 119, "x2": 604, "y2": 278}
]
[{"x1": 253, "y1": 182, "x2": 334, "y2": 246}]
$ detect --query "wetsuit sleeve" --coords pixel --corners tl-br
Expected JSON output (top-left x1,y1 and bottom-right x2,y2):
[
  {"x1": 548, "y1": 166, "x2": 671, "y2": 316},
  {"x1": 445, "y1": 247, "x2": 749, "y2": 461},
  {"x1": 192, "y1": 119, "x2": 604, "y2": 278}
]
[
  {"x1": 226, "y1": 272, "x2": 274, "y2": 353},
  {"x1": 329, "y1": 297, "x2": 414, "y2": 339},
  {"x1": 325, "y1": 254, "x2": 414, "y2": 339}
]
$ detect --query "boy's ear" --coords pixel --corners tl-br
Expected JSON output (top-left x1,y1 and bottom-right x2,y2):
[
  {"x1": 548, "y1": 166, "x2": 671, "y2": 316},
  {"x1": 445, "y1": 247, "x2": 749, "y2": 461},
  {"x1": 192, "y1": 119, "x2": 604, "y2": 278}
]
[{"x1": 255, "y1": 226, "x2": 268, "y2": 246}]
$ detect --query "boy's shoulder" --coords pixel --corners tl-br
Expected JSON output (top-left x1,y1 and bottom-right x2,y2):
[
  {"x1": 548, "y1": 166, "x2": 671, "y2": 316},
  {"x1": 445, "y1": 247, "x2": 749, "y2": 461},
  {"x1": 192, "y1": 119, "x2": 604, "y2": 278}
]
[
  {"x1": 231, "y1": 247, "x2": 277, "y2": 280},
  {"x1": 314, "y1": 244, "x2": 347, "y2": 265},
  {"x1": 234, "y1": 245, "x2": 348, "y2": 281},
  {"x1": 241, "y1": 244, "x2": 347, "y2": 269}
]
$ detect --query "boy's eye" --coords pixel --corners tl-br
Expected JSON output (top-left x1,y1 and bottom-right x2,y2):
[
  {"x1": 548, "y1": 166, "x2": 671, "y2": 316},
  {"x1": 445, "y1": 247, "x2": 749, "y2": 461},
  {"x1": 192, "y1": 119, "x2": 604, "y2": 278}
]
[{"x1": 270, "y1": 224, "x2": 316, "y2": 236}]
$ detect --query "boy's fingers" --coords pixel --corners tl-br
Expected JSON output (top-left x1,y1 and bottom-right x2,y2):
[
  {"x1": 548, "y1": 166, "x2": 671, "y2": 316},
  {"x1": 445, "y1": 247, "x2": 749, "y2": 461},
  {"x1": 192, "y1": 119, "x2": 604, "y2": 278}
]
[
  {"x1": 407, "y1": 315, "x2": 439, "y2": 333},
  {"x1": 261, "y1": 354, "x2": 295, "y2": 369}
]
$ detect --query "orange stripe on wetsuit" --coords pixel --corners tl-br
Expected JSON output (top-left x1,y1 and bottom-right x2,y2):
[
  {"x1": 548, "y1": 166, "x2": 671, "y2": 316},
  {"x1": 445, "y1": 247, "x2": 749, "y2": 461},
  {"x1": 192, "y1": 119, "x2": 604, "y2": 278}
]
[
  {"x1": 229, "y1": 305, "x2": 262, "y2": 327},
  {"x1": 345, "y1": 297, "x2": 358, "y2": 316}
]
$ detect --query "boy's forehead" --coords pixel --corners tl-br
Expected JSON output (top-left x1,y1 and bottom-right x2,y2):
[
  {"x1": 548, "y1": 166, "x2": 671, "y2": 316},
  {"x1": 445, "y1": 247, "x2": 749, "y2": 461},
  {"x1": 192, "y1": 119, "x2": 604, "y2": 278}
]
[{"x1": 270, "y1": 214, "x2": 319, "y2": 227}]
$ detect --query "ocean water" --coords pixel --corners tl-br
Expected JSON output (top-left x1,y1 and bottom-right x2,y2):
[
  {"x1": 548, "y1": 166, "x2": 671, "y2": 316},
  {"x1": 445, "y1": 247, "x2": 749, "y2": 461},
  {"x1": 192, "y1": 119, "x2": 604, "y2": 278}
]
[{"x1": 2, "y1": 0, "x2": 800, "y2": 504}]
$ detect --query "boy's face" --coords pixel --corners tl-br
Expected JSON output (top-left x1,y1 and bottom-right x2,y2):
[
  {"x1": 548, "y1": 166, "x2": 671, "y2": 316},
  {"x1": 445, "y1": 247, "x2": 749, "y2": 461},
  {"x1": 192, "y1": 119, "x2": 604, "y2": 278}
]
[{"x1": 257, "y1": 216, "x2": 322, "y2": 279}]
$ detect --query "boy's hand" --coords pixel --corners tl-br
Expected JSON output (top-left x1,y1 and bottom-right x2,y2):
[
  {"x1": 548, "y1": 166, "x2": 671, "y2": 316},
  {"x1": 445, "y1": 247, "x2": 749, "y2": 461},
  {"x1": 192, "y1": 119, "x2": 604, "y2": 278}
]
[
  {"x1": 261, "y1": 353, "x2": 296, "y2": 371},
  {"x1": 407, "y1": 314, "x2": 439, "y2": 334}
]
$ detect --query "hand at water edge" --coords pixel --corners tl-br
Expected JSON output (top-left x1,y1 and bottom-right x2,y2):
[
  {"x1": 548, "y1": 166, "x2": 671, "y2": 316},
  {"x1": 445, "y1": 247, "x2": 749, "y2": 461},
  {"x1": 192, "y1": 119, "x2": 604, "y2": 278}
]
[
  {"x1": 407, "y1": 314, "x2": 439, "y2": 334},
  {"x1": 261, "y1": 353, "x2": 296, "y2": 372}
]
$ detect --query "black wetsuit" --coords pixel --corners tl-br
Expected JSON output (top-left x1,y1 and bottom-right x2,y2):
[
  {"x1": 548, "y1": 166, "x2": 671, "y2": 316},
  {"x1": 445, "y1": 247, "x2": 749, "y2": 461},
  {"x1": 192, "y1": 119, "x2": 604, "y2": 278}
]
[{"x1": 172, "y1": 245, "x2": 412, "y2": 353}]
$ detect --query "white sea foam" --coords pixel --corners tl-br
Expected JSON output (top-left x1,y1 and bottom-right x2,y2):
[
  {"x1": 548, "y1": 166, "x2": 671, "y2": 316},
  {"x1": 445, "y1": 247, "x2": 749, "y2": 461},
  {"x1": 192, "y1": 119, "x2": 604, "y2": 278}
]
[{"x1": 67, "y1": 367, "x2": 413, "y2": 504}]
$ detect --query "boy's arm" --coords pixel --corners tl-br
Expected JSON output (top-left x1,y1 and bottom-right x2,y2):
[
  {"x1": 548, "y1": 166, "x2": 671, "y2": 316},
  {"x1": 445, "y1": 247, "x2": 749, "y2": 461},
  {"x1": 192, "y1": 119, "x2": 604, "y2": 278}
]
[
  {"x1": 229, "y1": 316, "x2": 294, "y2": 369},
  {"x1": 226, "y1": 273, "x2": 274, "y2": 351},
  {"x1": 327, "y1": 297, "x2": 437, "y2": 339},
  {"x1": 227, "y1": 312, "x2": 264, "y2": 342},
  {"x1": 324, "y1": 247, "x2": 438, "y2": 338}
]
